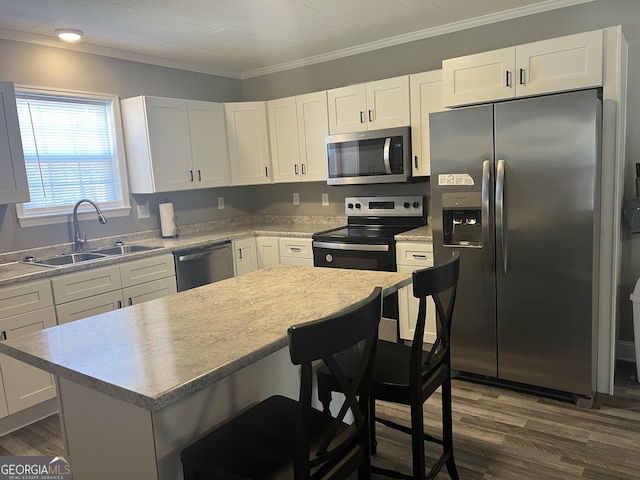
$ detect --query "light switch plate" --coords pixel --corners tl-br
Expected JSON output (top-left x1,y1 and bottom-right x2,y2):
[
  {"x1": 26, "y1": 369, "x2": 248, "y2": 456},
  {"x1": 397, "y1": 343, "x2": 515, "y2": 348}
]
[
  {"x1": 322, "y1": 193, "x2": 329, "y2": 206},
  {"x1": 293, "y1": 193, "x2": 300, "y2": 205},
  {"x1": 218, "y1": 197, "x2": 224, "y2": 209}
]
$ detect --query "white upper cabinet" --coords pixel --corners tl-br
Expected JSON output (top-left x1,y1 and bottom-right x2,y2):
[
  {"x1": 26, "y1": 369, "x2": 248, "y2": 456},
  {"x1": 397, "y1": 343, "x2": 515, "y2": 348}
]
[
  {"x1": 268, "y1": 96, "x2": 300, "y2": 183},
  {"x1": 225, "y1": 102, "x2": 272, "y2": 186},
  {"x1": 121, "y1": 96, "x2": 231, "y2": 193},
  {"x1": 268, "y1": 91, "x2": 328, "y2": 183},
  {"x1": 295, "y1": 91, "x2": 329, "y2": 182},
  {"x1": 409, "y1": 70, "x2": 444, "y2": 177},
  {"x1": 443, "y1": 30, "x2": 603, "y2": 107},
  {"x1": 0, "y1": 81, "x2": 30, "y2": 204},
  {"x1": 186, "y1": 100, "x2": 231, "y2": 188},
  {"x1": 327, "y1": 76, "x2": 410, "y2": 134}
]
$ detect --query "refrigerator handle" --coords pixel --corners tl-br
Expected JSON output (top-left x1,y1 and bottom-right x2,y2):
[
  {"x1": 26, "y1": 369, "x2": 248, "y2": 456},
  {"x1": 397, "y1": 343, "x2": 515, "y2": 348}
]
[
  {"x1": 496, "y1": 159, "x2": 507, "y2": 276},
  {"x1": 481, "y1": 160, "x2": 494, "y2": 275}
]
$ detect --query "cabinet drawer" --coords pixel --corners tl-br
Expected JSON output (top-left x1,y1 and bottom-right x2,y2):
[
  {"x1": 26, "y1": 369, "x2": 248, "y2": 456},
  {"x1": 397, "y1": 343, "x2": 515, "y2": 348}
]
[
  {"x1": 119, "y1": 254, "x2": 175, "y2": 288},
  {"x1": 0, "y1": 280, "x2": 53, "y2": 319},
  {"x1": 396, "y1": 242, "x2": 433, "y2": 267},
  {"x1": 56, "y1": 290, "x2": 124, "y2": 325},
  {"x1": 51, "y1": 265, "x2": 122, "y2": 304},
  {"x1": 278, "y1": 238, "x2": 313, "y2": 259}
]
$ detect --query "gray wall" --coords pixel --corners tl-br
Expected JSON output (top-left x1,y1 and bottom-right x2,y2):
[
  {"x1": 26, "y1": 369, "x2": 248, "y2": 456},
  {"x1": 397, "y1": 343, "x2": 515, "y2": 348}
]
[{"x1": 243, "y1": 0, "x2": 640, "y2": 348}]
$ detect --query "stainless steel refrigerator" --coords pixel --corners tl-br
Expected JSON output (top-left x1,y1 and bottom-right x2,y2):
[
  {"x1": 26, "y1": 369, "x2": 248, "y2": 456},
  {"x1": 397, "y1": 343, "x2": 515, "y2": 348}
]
[{"x1": 429, "y1": 89, "x2": 600, "y2": 399}]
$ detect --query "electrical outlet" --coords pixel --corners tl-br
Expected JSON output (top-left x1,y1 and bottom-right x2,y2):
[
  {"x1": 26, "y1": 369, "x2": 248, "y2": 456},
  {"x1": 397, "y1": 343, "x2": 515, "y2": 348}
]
[
  {"x1": 137, "y1": 201, "x2": 150, "y2": 219},
  {"x1": 322, "y1": 193, "x2": 329, "y2": 206},
  {"x1": 218, "y1": 197, "x2": 224, "y2": 209},
  {"x1": 293, "y1": 193, "x2": 300, "y2": 205}
]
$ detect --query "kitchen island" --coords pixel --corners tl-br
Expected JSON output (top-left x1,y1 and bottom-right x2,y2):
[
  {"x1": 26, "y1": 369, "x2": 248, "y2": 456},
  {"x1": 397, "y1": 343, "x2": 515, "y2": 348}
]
[{"x1": 0, "y1": 265, "x2": 411, "y2": 480}]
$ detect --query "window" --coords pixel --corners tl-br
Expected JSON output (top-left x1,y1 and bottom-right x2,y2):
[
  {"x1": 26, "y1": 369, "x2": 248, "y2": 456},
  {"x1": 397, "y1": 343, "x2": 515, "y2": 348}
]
[{"x1": 15, "y1": 87, "x2": 130, "y2": 227}]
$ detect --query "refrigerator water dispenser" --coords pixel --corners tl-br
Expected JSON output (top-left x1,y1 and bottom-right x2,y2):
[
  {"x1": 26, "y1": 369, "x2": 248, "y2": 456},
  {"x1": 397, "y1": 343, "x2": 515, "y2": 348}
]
[{"x1": 442, "y1": 192, "x2": 482, "y2": 247}]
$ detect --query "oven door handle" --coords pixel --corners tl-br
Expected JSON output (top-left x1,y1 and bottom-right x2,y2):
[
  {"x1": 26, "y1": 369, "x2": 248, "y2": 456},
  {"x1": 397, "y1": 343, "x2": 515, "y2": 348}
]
[
  {"x1": 312, "y1": 241, "x2": 390, "y2": 252},
  {"x1": 383, "y1": 137, "x2": 392, "y2": 174}
]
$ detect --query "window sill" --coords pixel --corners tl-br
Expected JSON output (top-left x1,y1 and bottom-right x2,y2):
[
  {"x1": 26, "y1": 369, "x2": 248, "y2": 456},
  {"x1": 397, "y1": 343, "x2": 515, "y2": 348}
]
[{"x1": 17, "y1": 206, "x2": 132, "y2": 228}]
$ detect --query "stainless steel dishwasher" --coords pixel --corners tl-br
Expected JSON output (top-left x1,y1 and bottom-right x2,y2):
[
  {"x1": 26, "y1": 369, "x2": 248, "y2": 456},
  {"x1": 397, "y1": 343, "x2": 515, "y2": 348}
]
[{"x1": 174, "y1": 241, "x2": 234, "y2": 292}]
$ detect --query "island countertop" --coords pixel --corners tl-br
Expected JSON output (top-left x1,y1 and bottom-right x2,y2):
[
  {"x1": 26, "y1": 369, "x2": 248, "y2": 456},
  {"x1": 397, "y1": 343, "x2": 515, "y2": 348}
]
[{"x1": 0, "y1": 265, "x2": 411, "y2": 413}]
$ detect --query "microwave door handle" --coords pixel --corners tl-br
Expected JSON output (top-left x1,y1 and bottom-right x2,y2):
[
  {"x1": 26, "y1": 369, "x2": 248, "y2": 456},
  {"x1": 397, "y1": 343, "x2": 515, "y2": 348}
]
[{"x1": 383, "y1": 137, "x2": 392, "y2": 174}]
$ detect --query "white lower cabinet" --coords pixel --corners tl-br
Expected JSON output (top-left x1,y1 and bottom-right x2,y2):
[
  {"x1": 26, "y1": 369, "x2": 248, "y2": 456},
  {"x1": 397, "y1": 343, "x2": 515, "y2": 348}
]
[
  {"x1": 256, "y1": 237, "x2": 280, "y2": 269},
  {"x1": 0, "y1": 280, "x2": 56, "y2": 416},
  {"x1": 233, "y1": 237, "x2": 258, "y2": 276},
  {"x1": 278, "y1": 238, "x2": 313, "y2": 266},
  {"x1": 53, "y1": 254, "x2": 177, "y2": 324},
  {"x1": 396, "y1": 242, "x2": 436, "y2": 344}
]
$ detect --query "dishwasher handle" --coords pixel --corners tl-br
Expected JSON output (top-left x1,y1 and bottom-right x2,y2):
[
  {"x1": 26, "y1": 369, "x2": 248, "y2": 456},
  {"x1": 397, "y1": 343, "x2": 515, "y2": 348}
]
[{"x1": 177, "y1": 243, "x2": 230, "y2": 262}]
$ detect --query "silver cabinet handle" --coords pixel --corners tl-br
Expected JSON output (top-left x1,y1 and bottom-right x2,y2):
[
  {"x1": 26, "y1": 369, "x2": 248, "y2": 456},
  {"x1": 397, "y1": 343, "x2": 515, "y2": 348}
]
[
  {"x1": 412, "y1": 254, "x2": 427, "y2": 260},
  {"x1": 312, "y1": 241, "x2": 389, "y2": 252},
  {"x1": 117, "y1": 300, "x2": 122, "y2": 309},
  {"x1": 383, "y1": 137, "x2": 392, "y2": 174},
  {"x1": 189, "y1": 170, "x2": 194, "y2": 182},
  {"x1": 128, "y1": 298, "x2": 133, "y2": 306},
  {"x1": 294, "y1": 164, "x2": 298, "y2": 175},
  {"x1": 368, "y1": 109, "x2": 373, "y2": 122},
  {"x1": 301, "y1": 164, "x2": 306, "y2": 175},
  {"x1": 519, "y1": 68, "x2": 525, "y2": 85},
  {"x1": 1, "y1": 331, "x2": 6, "y2": 341},
  {"x1": 496, "y1": 159, "x2": 507, "y2": 275},
  {"x1": 482, "y1": 160, "x2": 494, "y2": 276},
  {"x1": 414, "y1": 155, "x2": 418, "y2": 169},
  {"x1": 198, "y1": 170, "x2": 202, "y2": 181},
  {"x1": 359, "y1": 111, "x2": 364, "y2": 123}
]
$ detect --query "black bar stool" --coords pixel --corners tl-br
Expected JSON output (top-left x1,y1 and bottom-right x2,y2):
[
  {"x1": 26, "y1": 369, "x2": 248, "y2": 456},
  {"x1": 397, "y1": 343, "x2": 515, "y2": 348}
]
[{"x1": 180, "y1": 287, "x2": 383, "y2": 480}]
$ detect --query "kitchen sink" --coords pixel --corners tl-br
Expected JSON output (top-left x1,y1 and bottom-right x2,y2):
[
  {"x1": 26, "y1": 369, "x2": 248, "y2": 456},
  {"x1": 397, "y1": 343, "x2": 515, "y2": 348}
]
[
  {"x1": 90, "y1": 245, "x2": 160, "y2": 255},
  {"x1": 25, "y1": 252, "x2": 108, "y2": 267}
]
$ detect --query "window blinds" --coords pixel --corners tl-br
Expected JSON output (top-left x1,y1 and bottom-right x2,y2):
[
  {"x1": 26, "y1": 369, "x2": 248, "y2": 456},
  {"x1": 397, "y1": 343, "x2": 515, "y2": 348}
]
[{"x1": 16, "y1": 94, "x2": 122, "y2": 213}]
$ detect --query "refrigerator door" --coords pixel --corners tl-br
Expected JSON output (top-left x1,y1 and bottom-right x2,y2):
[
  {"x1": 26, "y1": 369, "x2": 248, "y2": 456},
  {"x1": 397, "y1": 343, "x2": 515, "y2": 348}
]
[
  {"x1": 494, "y1": 89, "x2": 599, "y2": 395},
  {"x1": 430, "y1": 104, "x2": 498, "y2": 377}
]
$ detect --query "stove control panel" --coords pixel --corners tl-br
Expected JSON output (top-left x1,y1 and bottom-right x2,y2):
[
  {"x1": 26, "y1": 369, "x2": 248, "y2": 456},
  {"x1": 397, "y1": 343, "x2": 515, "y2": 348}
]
[{"x1": 344, "y1": 196, "x2": 424, "y2": 217}]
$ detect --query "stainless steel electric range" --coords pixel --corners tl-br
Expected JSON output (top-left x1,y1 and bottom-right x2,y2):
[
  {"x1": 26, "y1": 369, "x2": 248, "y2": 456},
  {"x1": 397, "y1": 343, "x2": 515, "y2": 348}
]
[{"x1": 312, "y1": 195, "x2": 426, "y2": 338}]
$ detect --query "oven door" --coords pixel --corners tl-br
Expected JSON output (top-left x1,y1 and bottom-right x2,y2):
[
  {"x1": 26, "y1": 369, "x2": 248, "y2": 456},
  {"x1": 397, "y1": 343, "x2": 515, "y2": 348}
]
[{"x1": 312, "y1": 241, "x2": 398, "y2": 324}]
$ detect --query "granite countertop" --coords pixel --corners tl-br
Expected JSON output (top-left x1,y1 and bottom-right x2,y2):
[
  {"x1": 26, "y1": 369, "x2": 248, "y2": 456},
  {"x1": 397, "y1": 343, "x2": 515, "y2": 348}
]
[
  {"x1": 0, "y1": 217, "x2": 431, "y2": 287},
  {"x1": 0, "y1": 265, "x2": 411, "y2": 412}
]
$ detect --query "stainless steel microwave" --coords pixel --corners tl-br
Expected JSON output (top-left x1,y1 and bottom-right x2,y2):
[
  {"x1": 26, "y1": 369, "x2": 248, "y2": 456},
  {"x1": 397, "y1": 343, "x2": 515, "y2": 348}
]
[{"x1": 326, "y1": 126, "x2": 413, "y2": 185}]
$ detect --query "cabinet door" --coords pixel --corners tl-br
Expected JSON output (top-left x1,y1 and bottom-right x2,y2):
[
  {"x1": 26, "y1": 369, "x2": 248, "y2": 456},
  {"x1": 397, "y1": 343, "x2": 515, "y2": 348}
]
[
  {"x1": 366, "y1": 76, "x2": 410, "y2": 129},
  {"x1": 56, "y1": 290, "x2": 124, "y2": 324},
  {"x1": 233, "y1": 237, "x2": 258, "y2": 276},
  {"x1": 443, "y1": 47, "x2": 515, "y2": 107},
  {"x1": 516, "y1": 30, "x2": 603, "y2": 97},
  {"x1": 409, "y1": 70, "x2": 444, "y2": 177},
  {"x1": 327, "y1": 84, "x2": 366, "y2": 134},
  {"x1": 143, "y1": 97, "x2": 194, "y2": 192},
  {"x1": 187, "y1": 100, "x2": 231, "y2": 188},
  {"x1": 268, "y1": 97, "x2": 301, "y2": 183},
  {"x1": 296, "y1": 91, "x2": 329, "y2": 182},
  {"x1": 226, "y1": 102, "x2": 272, "y2": 186},
  {"x1": 122, "y1": 277, "x2": 177, "y2": 307},
  {"x1": 256, "y1": 237, "x2": 280, "y2": 269},
  {"x1": 0, "y1": 307, "x2": 57, "y2": 414},
  {"x1": 0, "y1": 81, "x2": 29, "y2": 204}
]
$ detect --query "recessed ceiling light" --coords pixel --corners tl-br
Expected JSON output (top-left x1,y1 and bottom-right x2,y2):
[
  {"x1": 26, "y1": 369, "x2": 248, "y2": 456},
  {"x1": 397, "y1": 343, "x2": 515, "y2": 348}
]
[{"x1": 55, "y1": 29, "x2": 83, "y2": 42}]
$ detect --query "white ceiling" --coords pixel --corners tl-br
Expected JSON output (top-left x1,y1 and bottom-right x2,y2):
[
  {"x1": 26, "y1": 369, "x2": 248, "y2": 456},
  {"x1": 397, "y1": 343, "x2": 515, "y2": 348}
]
[{"x1": 0, "y1": 0, "x2": 593, "y2": 79}]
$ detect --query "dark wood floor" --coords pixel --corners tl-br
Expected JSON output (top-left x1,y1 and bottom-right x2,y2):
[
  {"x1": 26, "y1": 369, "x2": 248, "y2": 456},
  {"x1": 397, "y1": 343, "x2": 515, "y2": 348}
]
[{"x1": 1, "y1": 363, "x2": 639, "y2": 479}]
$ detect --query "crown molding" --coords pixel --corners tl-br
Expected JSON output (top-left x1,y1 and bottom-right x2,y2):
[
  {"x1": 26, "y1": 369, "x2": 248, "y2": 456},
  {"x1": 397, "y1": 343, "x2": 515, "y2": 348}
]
[
  {"x1": 0, "y1": 0, "x2": 594, "y2": 81},
  {"x1": 240, "y1": 0, "x2": 595, "y2": 79}
]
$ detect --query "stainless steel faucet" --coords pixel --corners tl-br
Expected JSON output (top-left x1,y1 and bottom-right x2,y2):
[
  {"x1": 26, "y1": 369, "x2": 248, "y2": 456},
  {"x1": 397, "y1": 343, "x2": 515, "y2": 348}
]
[{"x1": 73, "y1": 199, "x2": 107, "y2": 251}]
